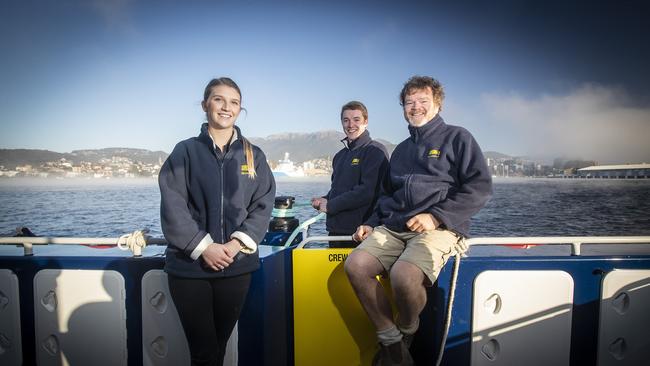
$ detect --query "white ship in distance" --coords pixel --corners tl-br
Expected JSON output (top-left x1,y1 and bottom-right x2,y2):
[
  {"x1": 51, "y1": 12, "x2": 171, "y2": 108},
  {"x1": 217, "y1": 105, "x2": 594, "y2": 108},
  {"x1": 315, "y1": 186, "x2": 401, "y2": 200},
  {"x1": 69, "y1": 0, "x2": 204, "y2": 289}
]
[{"x1": 272, "y1": 152, "x2": 305, "y2": 177}]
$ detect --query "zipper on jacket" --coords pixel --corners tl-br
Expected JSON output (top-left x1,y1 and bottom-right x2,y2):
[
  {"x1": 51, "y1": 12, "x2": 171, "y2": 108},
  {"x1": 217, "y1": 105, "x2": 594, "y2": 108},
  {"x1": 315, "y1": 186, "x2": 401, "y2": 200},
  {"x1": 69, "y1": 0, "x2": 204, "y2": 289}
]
[
  {"x1": 212, "y1": 143, "x2": 226, "y2": 245},
  {"x1": 404, "y1": 141, "x2": 418, "y2": 207},
  {"x1": 221, "y1": 147, "x2": 236, "y2": 244},
  {"x1": 405, "y1": 174, "x2": 413, "y2": 207},
  {"x1": 220, "y1": 162, "x2": 225, "y2": 244}
]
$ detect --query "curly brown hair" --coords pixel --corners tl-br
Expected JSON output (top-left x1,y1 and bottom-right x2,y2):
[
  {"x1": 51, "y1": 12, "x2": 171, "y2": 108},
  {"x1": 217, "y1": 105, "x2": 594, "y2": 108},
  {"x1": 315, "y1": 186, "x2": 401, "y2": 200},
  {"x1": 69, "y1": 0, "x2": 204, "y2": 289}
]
[{"x1": 399, "y1": 75, "x2": 444, "y2": 111}]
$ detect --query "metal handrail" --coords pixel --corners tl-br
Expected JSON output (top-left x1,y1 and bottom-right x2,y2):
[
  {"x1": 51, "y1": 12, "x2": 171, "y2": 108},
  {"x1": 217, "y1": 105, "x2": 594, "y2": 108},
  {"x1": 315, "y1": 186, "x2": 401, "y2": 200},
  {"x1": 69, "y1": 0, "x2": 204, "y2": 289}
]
[
  {"x1": 294, "y1": 235, "x2": 650, "y2": 256},
  {"x1": 0, "y1": 237, "x2": 168, "y2": 245},
  {"x1": 294, "y1": 236, "x2": 353, "y2": 249},
  {"x1": 465, "y1": 236, "x2": 650, "y2": 255},
  {"x1": 2, "y1": 235, "x2": 650, "y2": 256},
  {"x1": 0, "y1": 237, "x2": 167, "y2": 256}
]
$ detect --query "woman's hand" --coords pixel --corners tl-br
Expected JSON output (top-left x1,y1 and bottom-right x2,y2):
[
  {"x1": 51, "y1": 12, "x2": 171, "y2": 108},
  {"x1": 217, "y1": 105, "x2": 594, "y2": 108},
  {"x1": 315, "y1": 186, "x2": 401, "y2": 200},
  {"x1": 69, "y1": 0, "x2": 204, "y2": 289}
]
[
  {"x1": 201, "y1": 243, "x2": 234, "y2": 271},
  {"x1": 223, "y1": 239, "x2": 243, "y2": 258}
]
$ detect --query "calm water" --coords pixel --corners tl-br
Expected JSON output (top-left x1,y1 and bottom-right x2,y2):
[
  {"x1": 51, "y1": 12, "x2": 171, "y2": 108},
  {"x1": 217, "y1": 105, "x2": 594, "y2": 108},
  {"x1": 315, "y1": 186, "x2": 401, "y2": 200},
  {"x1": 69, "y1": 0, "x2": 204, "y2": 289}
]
[{"x1": 1, "y1": 177, "x2": 649, "y2": 238}]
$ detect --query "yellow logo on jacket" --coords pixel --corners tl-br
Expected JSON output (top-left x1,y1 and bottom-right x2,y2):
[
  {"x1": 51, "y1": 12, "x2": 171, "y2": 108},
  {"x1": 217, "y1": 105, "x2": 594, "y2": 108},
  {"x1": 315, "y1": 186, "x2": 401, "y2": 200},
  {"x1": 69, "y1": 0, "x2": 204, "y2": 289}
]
[
  {"x1": 351, "y1": 158, "x2": 360, "y2": 166},
  {"x1": 240, "y1": 164, "x2": 249, "y2": 175},
  {"x1": 428, "y1": 149, "x2": 441, "y2": 158}
]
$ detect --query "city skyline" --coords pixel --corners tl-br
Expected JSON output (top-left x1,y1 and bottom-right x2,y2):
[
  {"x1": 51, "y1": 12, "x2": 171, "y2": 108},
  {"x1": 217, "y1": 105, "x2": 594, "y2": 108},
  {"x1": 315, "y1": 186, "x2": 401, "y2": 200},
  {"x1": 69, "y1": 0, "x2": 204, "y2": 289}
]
[
  {"x1": 0, "y1": 145, "x2": 626, "y2": 179},
  {"x1": 0, "y1": 133, "x2": 606, "y2": 164},
  {"x1": 2, "y1": 0, "x2": 650, "y2": 164}
]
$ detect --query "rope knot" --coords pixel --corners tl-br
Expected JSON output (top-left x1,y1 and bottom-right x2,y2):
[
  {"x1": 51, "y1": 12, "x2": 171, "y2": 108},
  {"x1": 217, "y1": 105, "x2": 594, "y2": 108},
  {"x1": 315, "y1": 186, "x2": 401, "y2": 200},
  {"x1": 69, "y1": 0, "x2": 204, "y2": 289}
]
[
  {"x1": 455, "y1": 236, "x2": 469, "y2": 257},
  {"x1": 117, "y1": 229, "x2": 149, "y2": 256}
]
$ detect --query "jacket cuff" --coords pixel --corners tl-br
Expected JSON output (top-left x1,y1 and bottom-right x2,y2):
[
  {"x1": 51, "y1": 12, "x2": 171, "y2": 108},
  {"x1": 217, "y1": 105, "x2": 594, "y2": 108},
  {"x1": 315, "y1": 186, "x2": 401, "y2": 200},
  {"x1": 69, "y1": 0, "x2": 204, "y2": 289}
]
[
  {"x1": 231, "y1": 231, "x2": 257, "y2": 254},
  {"x1": 326, "y1": 198, "x2": 339, "y2": 215},
  {"x1": 364, "y1": 217, "x2": 379, "y2": 228},
  {"x1": 429, "y1": 209, "x2": 450, "y2": 230},
  {"x1": 190, "y1": 233, "x2": 213, "y2": 260}
]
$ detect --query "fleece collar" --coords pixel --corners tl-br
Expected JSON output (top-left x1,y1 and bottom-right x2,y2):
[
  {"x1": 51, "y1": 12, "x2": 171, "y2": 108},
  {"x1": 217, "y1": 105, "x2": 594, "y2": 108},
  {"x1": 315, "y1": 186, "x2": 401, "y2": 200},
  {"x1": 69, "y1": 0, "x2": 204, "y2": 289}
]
[
  {"x1": 408, "y1": 114, "x2": 445, "y2": 143},
  {"x1": 341, "y1": 130, "x2": 372, "y2": 150},
  {"x1": 198, "y1": 123, "x2": 242, "y2": 151}
]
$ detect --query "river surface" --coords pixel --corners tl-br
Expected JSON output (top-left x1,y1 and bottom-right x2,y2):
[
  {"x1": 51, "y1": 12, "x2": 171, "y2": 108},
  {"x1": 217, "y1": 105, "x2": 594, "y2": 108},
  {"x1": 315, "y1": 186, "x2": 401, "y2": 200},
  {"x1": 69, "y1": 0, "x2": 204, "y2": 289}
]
[{"x1": 1, "y1": 177, "x2": 649, "y2": 238}]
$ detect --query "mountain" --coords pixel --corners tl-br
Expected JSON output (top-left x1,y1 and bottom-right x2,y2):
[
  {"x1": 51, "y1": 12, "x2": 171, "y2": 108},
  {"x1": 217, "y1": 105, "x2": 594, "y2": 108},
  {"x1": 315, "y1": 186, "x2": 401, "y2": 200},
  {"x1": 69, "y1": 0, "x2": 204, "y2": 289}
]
[
  {"x1": 250, "y1": 130, "x2": 396, "y2": 163},
  {"x1": 0, "y1": 148, "x2": 168, "y2": 169},
  {"x1": 0, "y1": 149, "x2": 65, "y2": 169},
  {"x1": 250, "y1": 131, "x2": 342, "y2": 163},
  {"x1": 1, "y1": 132, "x2": 399, "y2": 168},
  {"x1": 67, "y1": 148, "x2": 168, "y2": 165}
]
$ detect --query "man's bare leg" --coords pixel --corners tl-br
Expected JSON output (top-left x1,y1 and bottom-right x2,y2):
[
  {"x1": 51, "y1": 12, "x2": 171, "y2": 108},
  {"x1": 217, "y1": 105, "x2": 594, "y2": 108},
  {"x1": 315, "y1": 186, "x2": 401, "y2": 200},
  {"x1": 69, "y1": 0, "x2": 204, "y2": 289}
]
[
  {"x1": 344, "y1": 249, "x2": 394, "y2": 331},
  {"x1": 390, "y1": 260, "x2": 427, "y2": 330}
]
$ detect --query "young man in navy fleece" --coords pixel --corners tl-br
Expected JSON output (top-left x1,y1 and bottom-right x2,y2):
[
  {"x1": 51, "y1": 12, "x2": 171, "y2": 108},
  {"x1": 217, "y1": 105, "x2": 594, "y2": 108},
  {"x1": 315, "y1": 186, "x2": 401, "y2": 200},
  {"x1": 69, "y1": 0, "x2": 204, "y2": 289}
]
[
  {"x1": 345, "y1": 76, "x2": 492, "y2": 365},
  {"x1": 311, "y1": 101, "x2": 389, "y2": 247}
]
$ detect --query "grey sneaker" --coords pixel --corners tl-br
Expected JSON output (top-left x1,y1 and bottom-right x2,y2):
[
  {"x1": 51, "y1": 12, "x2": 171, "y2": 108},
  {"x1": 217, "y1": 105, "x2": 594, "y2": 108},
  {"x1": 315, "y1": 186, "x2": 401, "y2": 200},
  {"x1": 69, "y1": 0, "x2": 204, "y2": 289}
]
[{"x1": 372, "y1": 340, "x2": 414, "y2": 366}]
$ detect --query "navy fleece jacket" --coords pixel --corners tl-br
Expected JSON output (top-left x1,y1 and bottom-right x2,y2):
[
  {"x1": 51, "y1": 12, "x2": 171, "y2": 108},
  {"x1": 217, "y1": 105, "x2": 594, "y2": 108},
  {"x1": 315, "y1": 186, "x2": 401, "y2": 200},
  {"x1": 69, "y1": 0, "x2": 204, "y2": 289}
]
[
  {"x1": 159, "y1": 124, "x2": 276, "y2": 278},
  {"x1": 365, "y1": 115, "x2": 492, "y2": 237},
  {"x1": 325, "y1": 130, "x2": 389, "y2": 234}
]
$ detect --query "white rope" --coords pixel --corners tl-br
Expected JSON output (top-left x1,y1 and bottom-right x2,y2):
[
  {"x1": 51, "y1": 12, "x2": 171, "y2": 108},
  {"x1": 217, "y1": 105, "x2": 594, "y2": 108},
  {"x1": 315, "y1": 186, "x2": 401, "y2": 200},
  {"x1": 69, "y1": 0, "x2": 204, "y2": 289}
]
[
  {"x1": 116, "y1": 230, "x2": 149, "y2": 256},
  {"x1": 435, "y1": 237, "x2": 466, "y2": 366}
]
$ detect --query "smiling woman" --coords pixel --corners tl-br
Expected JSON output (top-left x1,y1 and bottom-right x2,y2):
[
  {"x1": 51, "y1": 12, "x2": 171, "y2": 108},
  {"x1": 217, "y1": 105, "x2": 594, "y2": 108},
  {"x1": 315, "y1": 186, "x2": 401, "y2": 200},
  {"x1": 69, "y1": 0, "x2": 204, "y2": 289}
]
[
  {"x1": 158, "y1": 77, "x2": 276, "y2": 366},
  {"x1": 202, "y1": 81, "x2": 242, "y2": 132}
]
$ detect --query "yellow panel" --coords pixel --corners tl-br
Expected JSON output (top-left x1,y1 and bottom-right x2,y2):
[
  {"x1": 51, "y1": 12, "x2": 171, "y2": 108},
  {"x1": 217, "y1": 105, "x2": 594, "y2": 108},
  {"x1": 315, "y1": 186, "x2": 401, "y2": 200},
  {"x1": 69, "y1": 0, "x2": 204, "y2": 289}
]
[{"x1": 293, "y1": 248, "x2": 388, "y2": 366}]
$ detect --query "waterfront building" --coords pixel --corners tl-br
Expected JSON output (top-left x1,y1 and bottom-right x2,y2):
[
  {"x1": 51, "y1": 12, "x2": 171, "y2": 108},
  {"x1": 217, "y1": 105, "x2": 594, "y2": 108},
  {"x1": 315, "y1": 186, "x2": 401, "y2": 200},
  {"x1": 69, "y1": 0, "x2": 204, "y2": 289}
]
[{"x1": 576, "y1": 163, "x2": 650, "y2": 179}]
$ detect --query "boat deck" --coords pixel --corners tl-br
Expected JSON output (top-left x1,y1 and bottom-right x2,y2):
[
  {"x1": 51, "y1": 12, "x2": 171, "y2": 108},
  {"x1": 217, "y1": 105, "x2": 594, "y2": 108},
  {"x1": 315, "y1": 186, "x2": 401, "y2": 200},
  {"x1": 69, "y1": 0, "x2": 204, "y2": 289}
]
[{"x1": 1, "y1": 235, "x2": 649, "y2": 365}]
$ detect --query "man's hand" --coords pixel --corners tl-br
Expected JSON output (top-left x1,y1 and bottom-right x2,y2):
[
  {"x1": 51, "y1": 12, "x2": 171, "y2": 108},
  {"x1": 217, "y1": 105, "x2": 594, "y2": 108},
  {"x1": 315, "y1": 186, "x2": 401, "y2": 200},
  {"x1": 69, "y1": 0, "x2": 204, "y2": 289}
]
[
  {"x1": 310, "y1": 197, "x2": 328, "y2": 213},
  {"x1": 310, "y1": 197, "x2": 321, "y2": 209},
  {"x1": 201, "y1": 243, "x2": 234, "y2": 271},
  {"x1": 406, "y1": 213, "x2": 439, "y2": 233},
  {"x1": 353, "y1": 225, "x2": 373, "y2": 242}
]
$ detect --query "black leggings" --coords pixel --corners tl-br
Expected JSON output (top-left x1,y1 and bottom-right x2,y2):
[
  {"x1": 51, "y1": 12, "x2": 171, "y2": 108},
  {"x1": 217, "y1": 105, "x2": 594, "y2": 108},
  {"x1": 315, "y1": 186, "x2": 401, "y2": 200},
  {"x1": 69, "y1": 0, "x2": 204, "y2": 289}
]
[{"x1": 168, "y1": 273, "x2": 252, "y2": 366}]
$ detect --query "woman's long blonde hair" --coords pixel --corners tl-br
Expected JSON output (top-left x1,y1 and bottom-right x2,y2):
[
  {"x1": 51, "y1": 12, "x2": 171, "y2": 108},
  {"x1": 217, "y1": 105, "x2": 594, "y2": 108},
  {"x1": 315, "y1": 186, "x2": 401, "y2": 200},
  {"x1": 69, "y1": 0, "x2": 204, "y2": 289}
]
[
  {"x1": 204, "y1": 77, "x2": 256, "y2": 179},
  {"x1": 241, "y1": 137, "x2": 256, "y2": 179}
]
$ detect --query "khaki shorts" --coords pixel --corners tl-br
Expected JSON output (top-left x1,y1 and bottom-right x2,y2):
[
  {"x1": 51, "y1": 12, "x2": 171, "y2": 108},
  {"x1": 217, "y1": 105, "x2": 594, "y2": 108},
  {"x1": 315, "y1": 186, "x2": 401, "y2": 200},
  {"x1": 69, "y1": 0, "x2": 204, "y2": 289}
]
[{"x1": 355, "y1": 225, "x2": 466, "y2": 286}]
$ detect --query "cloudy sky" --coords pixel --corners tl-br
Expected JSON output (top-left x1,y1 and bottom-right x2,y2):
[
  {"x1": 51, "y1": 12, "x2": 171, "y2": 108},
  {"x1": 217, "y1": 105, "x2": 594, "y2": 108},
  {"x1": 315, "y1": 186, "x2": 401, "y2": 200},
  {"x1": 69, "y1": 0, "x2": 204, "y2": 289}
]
[{"x1": 1, "y1": 0, "x2": 649, "y2": 163}]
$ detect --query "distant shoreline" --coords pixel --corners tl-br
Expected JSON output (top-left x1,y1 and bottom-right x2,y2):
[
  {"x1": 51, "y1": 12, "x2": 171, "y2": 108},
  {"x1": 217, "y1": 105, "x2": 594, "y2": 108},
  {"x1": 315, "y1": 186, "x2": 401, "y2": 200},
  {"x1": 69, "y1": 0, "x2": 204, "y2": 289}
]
[
  {"x1": 0, "y1": 175, "x2": 333, "y2": 187},
  {"x1": 2, "y1": 176, "x2": 647, "y2": 190},
  {"x1": 0, "y1": 177, "x2": 159, "y2": 187}
]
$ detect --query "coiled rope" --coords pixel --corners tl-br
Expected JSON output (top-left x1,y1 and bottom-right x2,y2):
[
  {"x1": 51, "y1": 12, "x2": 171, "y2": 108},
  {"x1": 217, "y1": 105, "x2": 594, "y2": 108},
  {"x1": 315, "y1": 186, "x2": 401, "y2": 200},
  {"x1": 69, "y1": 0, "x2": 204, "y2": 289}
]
[
  {"x1": 271, "y1": 201, "x2": 313, "y2": 218},
  {"x1": 117, "y1": 229, "x2": 149, "y2": 256},
  {"x1": 435, "y1": 237, "x2": 468, "y2": 366},
  {"x1": 271, "y1": 201, "x2": 326, "y2": 246},
  {"x1": 271, "y1": 207, "x2": 297, "y2": 217}
]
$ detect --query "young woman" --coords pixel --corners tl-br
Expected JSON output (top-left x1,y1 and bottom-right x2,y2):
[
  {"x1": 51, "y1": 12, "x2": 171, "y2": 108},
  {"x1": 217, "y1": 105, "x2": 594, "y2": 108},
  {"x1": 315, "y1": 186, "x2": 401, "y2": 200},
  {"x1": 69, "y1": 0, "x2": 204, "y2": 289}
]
[{"x1": 159, "y1": 77, "x2": 276, "y2": 366}]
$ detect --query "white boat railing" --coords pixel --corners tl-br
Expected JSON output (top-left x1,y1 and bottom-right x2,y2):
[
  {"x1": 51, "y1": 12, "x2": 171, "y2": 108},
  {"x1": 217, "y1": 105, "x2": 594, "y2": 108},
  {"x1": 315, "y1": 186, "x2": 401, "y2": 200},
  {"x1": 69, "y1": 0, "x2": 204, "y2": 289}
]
[
  {"x1": 295, "y1": 235, "x2": 650, "y2": 255},
  {"x1": 1, "y1": 235, "x2": 650, "y2": 256},
  {"x1": 466, "y1": 236, "x2": 650, "y2": 255},
  {"x1": 0, "y1": 236, "x2": 167, "y2": 256}
]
